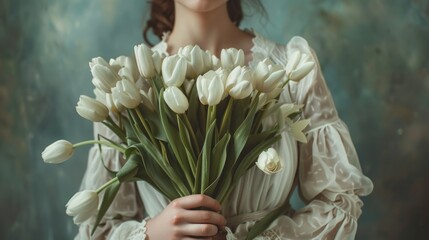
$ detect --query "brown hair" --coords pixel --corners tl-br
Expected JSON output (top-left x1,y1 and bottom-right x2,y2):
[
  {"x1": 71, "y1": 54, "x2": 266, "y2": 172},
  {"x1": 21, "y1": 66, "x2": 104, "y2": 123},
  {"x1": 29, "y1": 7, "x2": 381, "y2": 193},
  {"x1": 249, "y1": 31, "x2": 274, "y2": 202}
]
[{"x1": 143, "y1": 0, "x2": 264, "y2": 46}]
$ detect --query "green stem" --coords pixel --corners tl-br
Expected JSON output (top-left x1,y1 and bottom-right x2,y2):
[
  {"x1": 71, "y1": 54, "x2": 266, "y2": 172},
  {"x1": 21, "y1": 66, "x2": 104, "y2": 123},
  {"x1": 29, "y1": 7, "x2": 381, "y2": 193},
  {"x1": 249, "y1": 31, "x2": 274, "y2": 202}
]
[
  {"x1": 96, "y1": 177, "x2": 119, "y2": 194},
  {"x1": 134, "y1": 109, "x2": 157, "y2": 145},
  {"x1": 219, "y1": 97, "x2": 234, "y2": 136},
  {"x1": 73, "y1": 140, "x2": 125, "y2": 153},
  {"x1": 181, "y1": 114, "x2": 200, "y2": 153},
  {"x1": 105, "y1": 116, "x2": 126, "y2": 142}
]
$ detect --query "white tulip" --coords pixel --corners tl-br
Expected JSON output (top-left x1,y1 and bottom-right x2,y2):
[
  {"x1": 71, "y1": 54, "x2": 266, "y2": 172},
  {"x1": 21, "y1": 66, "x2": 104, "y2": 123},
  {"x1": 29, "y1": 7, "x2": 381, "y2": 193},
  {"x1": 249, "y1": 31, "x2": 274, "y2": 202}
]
[
  {"x1": 91, "y1": 64, "x2": 121, "y2": 93},
  {"x1": 139, "y1": 88, "x2": 156, "y2": 111},
  {"x1": 118, "y1": 67, "x2": 134, "y2": 82},
  {"x1": 89, "y1": 57, "x2": 110, "y2": 69},
  {"x1": 289, "y1": 62, "x2": 315, "y2": 82},
  {"x1": 256, "y1": 148, "x2": 283, "y2": 175},
  {"x1": 111, "y1": 79, "x2": 141, "y2": 109},
  {"x1": 42, "y1": 140, "x2": 74, "y2": 164},
  {"x1": 226, "y1": 66, "x2": 253, "y2": 99},
  {"x1": 162, "y1": 55, "x2": 187, "y2": 87},
  {"x1": 203, "y1": 50, "x2": 213, "y2": 72},
  {"x1": 253, "y1": 58, "x2": 285, "y2": 92},
  {"x1": 183, "y1": 79, "x2": 195, "y2": 95},
  {"x1": 66, "y1": 190, "x2": 99, "y2": 224},
  {"x1": 196, "y1": 70, "x2": 225, "y2": 106},
  {"x1": 93, "y1": 88, "x2": 106, "y2": 105},
  {"x1": 286, "y1": 50, "x2": 315, "y2": 82},
  {"x1": 221, "y1": 48, "x2": 245, "y2": 69},
  {"x1": 76, "y1": 95, "x2": 109, "y2": 122},
  {"x1": 163, "y1": 86, "x2": 189, "y2": 114},
  {"x1": 106, "y1": 93, "x2": 125, "y2": 113},
  {"x1": 178, "y1": 45, "x2": 206, "y2": 78},
  {"x1": 152, "y1": 51, "x2": 163, "y2": 74},
  {"x1": 134, "y1": 44, "x2": 156, "y2": 78},
  {"x1": 211, "y1": 54, "x2": 221, "y2": 70}
]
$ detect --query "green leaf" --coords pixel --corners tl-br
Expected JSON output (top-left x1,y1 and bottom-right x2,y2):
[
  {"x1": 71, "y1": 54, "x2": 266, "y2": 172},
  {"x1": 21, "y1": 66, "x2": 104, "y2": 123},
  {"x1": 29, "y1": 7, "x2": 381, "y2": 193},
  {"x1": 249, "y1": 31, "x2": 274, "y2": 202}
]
[
  {"x1": 201, "y1": 120, "x2": 216, "y2": 193},
  {"x1": 91, "y1": 180, "x2": 121, "y2": 235},
  {"x1": 232, "y1": 96, "x2": 259, "y2": 161},
  {"x1": 177, "y1": 115, "x2": 197, "y2": 175},
  {"x1": 204, "y1": 133, "x2": 230, "y2": 196},
  {"x1": 116, "y1": 153, "x2": 140, "y2": 182},
  {"x1": 159, "y1": 89, "x2": 194, "y2": 191}
]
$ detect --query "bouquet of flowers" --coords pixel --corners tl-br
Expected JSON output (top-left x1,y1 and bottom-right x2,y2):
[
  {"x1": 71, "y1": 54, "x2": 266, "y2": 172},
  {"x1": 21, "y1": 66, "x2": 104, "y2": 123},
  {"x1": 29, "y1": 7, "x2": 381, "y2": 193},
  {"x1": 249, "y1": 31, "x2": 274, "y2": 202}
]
[{"x1": 42, "y1": 43, "x2": 314, "y2": 238}]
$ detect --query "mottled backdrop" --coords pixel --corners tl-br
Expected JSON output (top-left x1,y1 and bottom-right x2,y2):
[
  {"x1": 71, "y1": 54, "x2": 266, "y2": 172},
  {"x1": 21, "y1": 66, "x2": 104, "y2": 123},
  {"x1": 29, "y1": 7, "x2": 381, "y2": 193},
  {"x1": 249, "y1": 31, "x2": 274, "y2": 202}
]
[{"x1": 1, "y1": 0, "x2": 428, "y2": 239}]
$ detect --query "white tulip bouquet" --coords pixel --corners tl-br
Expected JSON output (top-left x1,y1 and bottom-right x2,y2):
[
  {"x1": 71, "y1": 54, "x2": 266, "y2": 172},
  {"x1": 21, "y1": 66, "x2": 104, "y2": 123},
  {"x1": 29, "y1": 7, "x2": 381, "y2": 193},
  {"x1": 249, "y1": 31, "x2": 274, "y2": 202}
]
[{"x1": 42, "y1": 43, "x2": 314, "y2": 238}]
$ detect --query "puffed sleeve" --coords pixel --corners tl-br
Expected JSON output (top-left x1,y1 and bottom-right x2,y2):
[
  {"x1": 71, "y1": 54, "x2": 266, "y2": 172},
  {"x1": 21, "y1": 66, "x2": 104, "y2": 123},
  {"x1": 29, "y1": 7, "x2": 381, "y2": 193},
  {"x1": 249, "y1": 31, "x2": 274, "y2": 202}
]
[
  {"x1": 273, "y1": 37, "x2": 374, "y2": 239},
  {"x1": 74, "y1": 121, "x2": 148, "y2": 240}
]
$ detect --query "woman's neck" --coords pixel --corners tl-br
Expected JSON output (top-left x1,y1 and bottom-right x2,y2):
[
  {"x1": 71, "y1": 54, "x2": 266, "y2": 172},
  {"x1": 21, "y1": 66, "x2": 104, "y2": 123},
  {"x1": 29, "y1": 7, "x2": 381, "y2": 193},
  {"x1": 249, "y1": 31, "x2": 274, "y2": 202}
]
[{"x1": 167, "y1": 2, "x2": 253, "y2": 57}]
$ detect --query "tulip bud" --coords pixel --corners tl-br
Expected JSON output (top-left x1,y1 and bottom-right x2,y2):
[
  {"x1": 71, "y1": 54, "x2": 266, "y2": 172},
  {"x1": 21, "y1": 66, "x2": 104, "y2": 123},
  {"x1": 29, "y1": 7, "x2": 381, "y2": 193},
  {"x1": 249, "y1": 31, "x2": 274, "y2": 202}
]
[
  {"x1": 178, "y1": 45, "x2": 206, "y2": 78},
  {"x1": 253, "y1": 59, "x2": 285, "y2": 92},
  {"x1": 162, "y1": 55, "x2": 187, "y2": 87},
  {"x1": 256, "y1": 148, "x2": 283, "y2": 175},
  {"x1": 221, "y1": 48, "x2": 245, "y2": 69},
  {"x1": 66, "y1": 190, "x2": 99, "y2": 224},
  {"x1": 163, "y1": 86, "x2": 189, "y2": 114},
  {"x1": 196, "y1": 70, "x2": 225, "y2": 106},
  {"x1": 91, "y1": 64, "x2": 121, "y2": 93},
  {"x1": 106, "y1": 93, "x2": 125, "y2": 113},
  {"x1": 42, "y1": 140, "x2": 74, "y2": 164},
  {"x1": 226, "y1": 66, "x2": 253, "y2": 99},
  {"x1": 76, "y1": 95, "x2": 109, "y2": 122},
  {"x1": 134, "y1": 44, "x2": 156, "y2": 78},
  {"x1": 111, "y1": 79, "x2": 142, "y2": 109},
  {"x1": 286, "y1": 50, "x2": 315, "y2": 82},
  {"x1": 89, "y1": 57, "x2": 110, "y2": 69},
  {"x1": 211, "y1": 54, "x2": 221, "y2": 70},
  {"x1": 152, "y1": 51, "x2": 163, "y2": 74},
  {"x1": 139, "y1": 88, "x2": 156, "y2": 111}
]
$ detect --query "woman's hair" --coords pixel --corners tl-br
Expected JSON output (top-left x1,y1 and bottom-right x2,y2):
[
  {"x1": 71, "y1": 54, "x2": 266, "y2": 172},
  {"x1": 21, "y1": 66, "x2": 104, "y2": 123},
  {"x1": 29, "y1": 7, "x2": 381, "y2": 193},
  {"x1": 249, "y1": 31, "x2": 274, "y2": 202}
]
[{"x1": 143, "y1": 0, "x2": 264, "y2": 46}]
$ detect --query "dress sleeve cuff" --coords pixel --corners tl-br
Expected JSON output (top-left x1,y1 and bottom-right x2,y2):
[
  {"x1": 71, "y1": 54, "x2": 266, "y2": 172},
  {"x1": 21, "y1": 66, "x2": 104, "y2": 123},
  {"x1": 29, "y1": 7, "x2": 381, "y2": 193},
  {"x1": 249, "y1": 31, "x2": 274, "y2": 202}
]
[{"x1": 127, "y1": 217, "x2": 150, "y2": 240}]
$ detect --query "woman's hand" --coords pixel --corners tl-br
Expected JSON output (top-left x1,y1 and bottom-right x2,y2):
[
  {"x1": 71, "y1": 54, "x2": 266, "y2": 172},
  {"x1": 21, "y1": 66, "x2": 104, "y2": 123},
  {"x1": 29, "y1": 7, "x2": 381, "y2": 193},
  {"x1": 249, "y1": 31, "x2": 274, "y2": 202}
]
[{"x1": 146, "y1": 194, "x2": 227, "y2": 240}]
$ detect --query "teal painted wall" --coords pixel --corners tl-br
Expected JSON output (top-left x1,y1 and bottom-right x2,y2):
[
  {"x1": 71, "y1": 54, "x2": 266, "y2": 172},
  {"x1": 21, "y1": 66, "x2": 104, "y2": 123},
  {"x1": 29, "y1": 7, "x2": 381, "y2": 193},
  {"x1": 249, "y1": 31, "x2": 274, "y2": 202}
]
[{"x1": 1, "y1": 0, "x2": 428, "y2": 239}]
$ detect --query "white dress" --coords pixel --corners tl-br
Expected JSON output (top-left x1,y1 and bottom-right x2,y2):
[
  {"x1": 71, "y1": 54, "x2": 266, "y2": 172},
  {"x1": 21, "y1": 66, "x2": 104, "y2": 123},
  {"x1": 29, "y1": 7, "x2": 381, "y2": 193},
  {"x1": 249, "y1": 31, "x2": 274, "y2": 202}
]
[{"x1": 76, "y1": 32, "x2": 374, "y2": 240}]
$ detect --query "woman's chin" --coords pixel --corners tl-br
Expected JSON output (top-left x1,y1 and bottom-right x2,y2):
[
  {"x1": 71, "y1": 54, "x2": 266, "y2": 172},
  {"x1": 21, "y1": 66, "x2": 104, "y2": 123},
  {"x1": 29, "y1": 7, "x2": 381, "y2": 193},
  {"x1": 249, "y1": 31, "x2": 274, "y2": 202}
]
[{"x1": 175, "y1": 0, "x2": 227, "y2": 13}]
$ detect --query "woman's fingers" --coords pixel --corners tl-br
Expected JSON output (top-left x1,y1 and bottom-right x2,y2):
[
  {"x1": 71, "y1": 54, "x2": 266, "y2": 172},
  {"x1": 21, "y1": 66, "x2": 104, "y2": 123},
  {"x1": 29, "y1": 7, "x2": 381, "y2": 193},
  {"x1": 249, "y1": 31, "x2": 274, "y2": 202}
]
[
  {"x1": 179, "y1": 223, "x2": 219, "y2": 237},
  {"x1": 171, "y1": 194, "x2": 222, "y2": 211},
  {"x1": 176, "y1": 210, "x2": 226, "y2": 226}
]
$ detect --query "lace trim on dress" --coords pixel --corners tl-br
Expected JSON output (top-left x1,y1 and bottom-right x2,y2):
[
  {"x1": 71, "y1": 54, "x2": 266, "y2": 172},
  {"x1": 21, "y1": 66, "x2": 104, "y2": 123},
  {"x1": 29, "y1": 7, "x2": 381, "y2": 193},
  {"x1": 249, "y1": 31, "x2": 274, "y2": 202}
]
[{"x1": 127, "y1": 217, "x2": 149, "y2": 240}]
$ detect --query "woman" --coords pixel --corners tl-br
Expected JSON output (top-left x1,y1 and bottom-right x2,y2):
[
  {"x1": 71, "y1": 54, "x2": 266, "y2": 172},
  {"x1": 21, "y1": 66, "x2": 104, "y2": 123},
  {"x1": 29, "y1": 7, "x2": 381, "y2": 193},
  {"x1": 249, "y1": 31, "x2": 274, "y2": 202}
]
[{"x1": 77, "y1": 0, "x2": 373, "y2": 239}]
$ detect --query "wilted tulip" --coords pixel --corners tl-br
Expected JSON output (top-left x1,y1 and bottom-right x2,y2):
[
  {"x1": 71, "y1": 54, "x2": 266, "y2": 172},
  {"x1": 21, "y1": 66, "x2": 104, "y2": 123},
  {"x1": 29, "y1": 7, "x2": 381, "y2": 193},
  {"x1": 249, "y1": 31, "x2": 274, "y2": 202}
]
[
  {"x1": 66, "y1": 190, "x2": 99, "y2": 224},
  {"x1": 253, "y1": 58, "x2": 285, "y2": 92},
  {"x1": 163, "y1": 86, "x2": 189, "y2": 114},
  {"x1": 226, "y1": 66, "x2": 253, "y2": 99},
  {"x1": 162, "y1": 55, "x2": 187, "y2": 87},
  {"x1": 134, "y1": 44, "x2": 156, "y2": 78},
  {"x1": 42, "y1": 140, "x2": 74, "y2": 164},
  {"x1": 91, "y1": 64, "x2": 121, "y2": 93},
  {"x1": 196, "y1": 70, "x2": 225, "y2": 106},
  {"x1": 221, "y1": 48, "x2": 244, "y2": 69},
  {"x1": 76, "y1": 95, "x2": 109, "y2": 122},
  {"x1": 256, "y1": 148, "x2": 283, "y2": 175},
  {"x1": 111, "y1": 79, "x2": 141, "y2": 109}
]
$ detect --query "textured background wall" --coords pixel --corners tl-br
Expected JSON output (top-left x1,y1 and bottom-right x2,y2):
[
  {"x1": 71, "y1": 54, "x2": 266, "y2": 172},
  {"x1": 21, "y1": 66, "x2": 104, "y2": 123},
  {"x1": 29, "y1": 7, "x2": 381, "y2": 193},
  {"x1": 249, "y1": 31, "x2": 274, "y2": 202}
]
[{"x1": 1, "y1": 0, "x2": 428, "y2": 239}]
